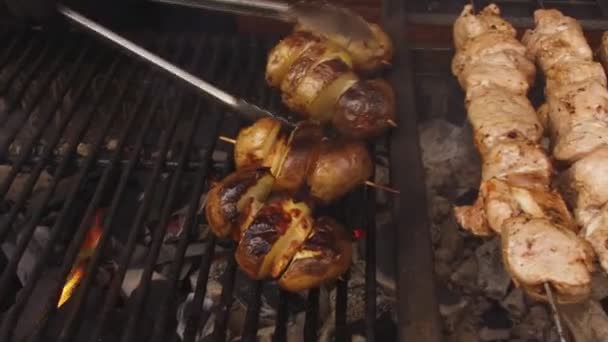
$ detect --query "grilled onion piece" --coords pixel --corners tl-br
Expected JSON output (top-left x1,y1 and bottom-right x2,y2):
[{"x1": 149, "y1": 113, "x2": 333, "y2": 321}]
[
  {"x1": 308, "y1": 139, "x2": 373, "y2": 204},
  {"x1": 278, "y1": 217, "x2": 352, "y2": 292},
  {"x1": 236, "y1": 197, "x2": 313, "y2": 280},
  {"x1": 294, "y1": 22, "x2": 393, "y2": 73},
  {"x1": 234, "y1": 117, "x2": 284, "y2": 170},
  {"x1": 205, "y1": 167, "x2": 275, "y2": 239}
]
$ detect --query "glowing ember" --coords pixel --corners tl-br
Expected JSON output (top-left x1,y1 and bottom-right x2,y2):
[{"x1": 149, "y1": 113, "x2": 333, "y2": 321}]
[
  {"x1": 353, "y1": 228, "x2": 366, "y2": 240},
  {"x1": 57, "y1": 209, "x2": 104, "y2": 308}
]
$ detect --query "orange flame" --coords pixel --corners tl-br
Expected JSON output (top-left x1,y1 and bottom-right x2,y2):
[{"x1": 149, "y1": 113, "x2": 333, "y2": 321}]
[{"x1": 57, "y1": 209, "x2": 104, "y2": 308}]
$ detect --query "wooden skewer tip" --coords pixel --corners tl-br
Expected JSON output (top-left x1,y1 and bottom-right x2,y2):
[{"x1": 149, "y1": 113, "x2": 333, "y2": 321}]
[
  {"x1": 365, "y1": 180, "x2": 400, "y2": 194},
  {"x1": 219, "y1": 136, "x2": 236, "y2": 144},
  {"x1": 387, "y1": 119, "x2": 397, "y2": 128},
  {"x1": 218, "y1": 136, "x2": 399, "y2": 194}
]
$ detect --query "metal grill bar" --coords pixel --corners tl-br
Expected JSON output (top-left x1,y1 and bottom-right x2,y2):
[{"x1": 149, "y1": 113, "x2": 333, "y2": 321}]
[
  {"x1": 26, "y1": 55, "x2": 128, "y2": 341},
  {"x1": 212, "y1": 254, "x2": 237, "y2": 341},
  {"x1": 0, "y1": 55, "x2": 123, "y2": 306},
  {"x1": 304, "y1": 288, "x2": 319, "y2": 342},
  {"x1": 0, "y1": 37, "x2": 38, "y2": 96},
  {"x1": 0, "y1": 44, "x2": 95, "y2": 245},
  {"x1": 0, "y1": 50, "x2": 112, "y2": 341},
  {"x1": 89, "y1": 41, "x2": 189, "y2": 342},
  {"x1": 365, "y1": 167, "x2": 377, "y2": 342},
  {"x1": 242, "y1": 281, "x2": 263, "y2": 342},
  {"x1": 0, "y1": 43, "x2": 84, "y2": 198},
  {"x1": 118, "y1": 43, "x2": 207, "y2": 342},
  {"x1": 62, "y1": 73, "x2": 159, "y2": 341},
  {"x1": 0, "y1": 40, "x2": 70, "y2": 164},
  {"x1": 184, "y1": 36, "x2": 257, "y2": 341},
  {"x1": 335, "y1": 272, "x2": 349, "y2": 342},
  {"x1": 272, "y1": 291, "x2": 289, "y2": 342}
]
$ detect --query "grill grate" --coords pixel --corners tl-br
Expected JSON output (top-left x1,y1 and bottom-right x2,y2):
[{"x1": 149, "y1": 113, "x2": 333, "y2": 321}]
[
  {"x1": 407, "y1": 0, "x2": 608, "y2": 29},
  {"x1": 0, "y1": 8, "x2": 426, "y2": 340}
]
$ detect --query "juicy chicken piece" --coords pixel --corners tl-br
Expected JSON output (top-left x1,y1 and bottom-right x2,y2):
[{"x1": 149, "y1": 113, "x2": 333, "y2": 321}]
[
  {"x1": 481, "y1": 139, "x2": 552, "y2": 187},
  {"x1": 465, "y1": 89, "x2": 543, "y2": 154},
  {"x1": 453, "y1": 4, "x2": 593, "y2": 302},
  {"x1": 502, "y1": 217, "x2": 594, "y2": 303},
  {"x1": 522, "y1": 9, "x2": 593, "y2": 72},
  {"x1": 557, "y1": 148, "x2": 608, "y2": 227},
  {"x1": 455, "y1": 178, "x2": 573, "y2": 236},
  {"x1": 452, "y1": 4, "x2": 516, "y2": 51}
]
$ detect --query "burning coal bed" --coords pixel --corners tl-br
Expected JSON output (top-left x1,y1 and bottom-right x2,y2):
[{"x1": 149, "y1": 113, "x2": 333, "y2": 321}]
[
  {"x1": 421, "y1": 119, "x2": 608, "y2": 341},
  {"x1": 0, "y1": 105, "x2": 398, "y2": 341}
]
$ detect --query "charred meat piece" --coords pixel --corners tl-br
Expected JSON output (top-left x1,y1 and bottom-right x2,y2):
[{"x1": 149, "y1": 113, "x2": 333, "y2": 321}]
[
  {"x1": 278, "y1": 216, "x2": 352, "y2": 292},
  {"x1": 205, "y1": 167, "x2": 275, "y2": 240}
]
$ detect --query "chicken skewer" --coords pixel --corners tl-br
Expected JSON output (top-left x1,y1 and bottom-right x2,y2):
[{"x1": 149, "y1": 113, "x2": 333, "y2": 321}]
[
  {"x1": 217, "y1": 117, "x2": 398, "y2": 205},
  {"x1": 452, "y1": 4, "x2": 593, "y2": 303},
  {"x1": 523, "y1": 9, "x2": 608, "y2": 276},
  {"x1": 204, "y1": 167, "x2": 353, "y2": 291},
  {"x1": 217, "y1": 135, "x2": 399, "y2": 195}
]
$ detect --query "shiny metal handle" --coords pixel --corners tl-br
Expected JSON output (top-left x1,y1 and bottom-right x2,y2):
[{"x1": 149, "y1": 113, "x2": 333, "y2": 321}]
[
  {"x1": 58, "y1": 5, "x2": 237, "y2": 106},
  {"x1": 146, "y1": 0, "x2": 293, "y2": 21}
]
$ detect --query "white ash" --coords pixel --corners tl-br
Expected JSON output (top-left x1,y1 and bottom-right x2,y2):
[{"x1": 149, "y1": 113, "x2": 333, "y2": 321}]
[{"x1": 418, "y1": 119, "x2": 571, "y2": 341}]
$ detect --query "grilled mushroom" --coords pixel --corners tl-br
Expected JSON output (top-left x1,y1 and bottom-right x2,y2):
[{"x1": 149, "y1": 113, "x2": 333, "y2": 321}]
[
  {"x1": 235, "y1": 197, "x2": 314, "y2": 279},
  {"x1": 278, "y1": 216, "x2": 352, "y2": 292},
  {"x1": 205, "y1": 167, "x2": 275, "y2": 240}
]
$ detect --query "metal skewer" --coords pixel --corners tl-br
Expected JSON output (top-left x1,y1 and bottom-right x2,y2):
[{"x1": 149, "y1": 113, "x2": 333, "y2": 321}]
[
  {"x1": 544, "y1": 282, "x2": 568, "y2": 342},
  {"x1": 217, "y1": 135, "x2": 400, "y2": 194},
  {"x1": 57, "y1": 5, "x2": 295, "y2": 128}
]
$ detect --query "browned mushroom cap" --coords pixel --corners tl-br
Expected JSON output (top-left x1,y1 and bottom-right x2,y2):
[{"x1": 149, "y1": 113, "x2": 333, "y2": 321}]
[
  {"x1": 274, "y1": 122, "x2": 324, "y2": 192},
  {"x1": 235, "y1": 197, "x2": 313, "y2": 280},
  {"x1": 307, "y1": 139, "x2": 373, "y2": 204},
  {"x1": 205, "y1": 167, "x2": 275, "y2": 240},
  {"x1": 278, "y1": 216, "x2": 353, "y2": 292},
  {"x1": 332, "y1": 79, "x2": 396, "y2": 139},
  {"x1": 266, "y1": 31, "x2": 321, "y2": 88}
]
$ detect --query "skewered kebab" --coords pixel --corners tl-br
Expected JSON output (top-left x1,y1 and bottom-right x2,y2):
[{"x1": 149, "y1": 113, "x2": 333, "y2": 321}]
[
  {"x1": 224, "y1": 117, "x2": 377, "y2": 204},
  {"x1": 523, "y1": 9, "x2": 608, "y2": 275},
  {"x1": 266, "y1": 28, "x2": 396, "y2": 139},
  {"x1": 452, "y1": 4, "x2": 593, "y2": 303},
  {"x1": 205, "y1": 167, "x2": 352, "y2": 291}
]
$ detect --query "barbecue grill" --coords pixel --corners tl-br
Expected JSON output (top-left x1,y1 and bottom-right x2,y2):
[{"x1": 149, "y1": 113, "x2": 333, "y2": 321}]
[
  {"x1": 0, "y1": 1, "x2": 444, "y2": 341},
  {"x1": 7, "y1": 0, "x2": 608, "y2": 341}
]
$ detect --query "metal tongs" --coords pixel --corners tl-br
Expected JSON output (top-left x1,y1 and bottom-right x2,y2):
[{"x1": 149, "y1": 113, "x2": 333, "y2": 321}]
[
  {"x1": 146, "y1": 0, "x2": 374, "y2": 42},
  {"x1": 58, "y1": 5, "x2": 294, "y2": 127}
]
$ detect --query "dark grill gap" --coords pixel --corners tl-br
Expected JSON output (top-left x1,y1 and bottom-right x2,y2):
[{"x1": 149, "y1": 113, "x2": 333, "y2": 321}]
[{"x1": 0, "y1": 2, "x2": 433, "y2": 340}]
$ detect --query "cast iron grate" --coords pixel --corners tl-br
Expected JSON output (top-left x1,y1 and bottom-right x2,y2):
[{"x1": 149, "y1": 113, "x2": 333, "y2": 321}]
[
  {"x1": 0, "y1": 22, "x2": 402, "y2": 342},
  {"x1": 407, "y1": 0, "x2": 608, "y2": 29}
]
